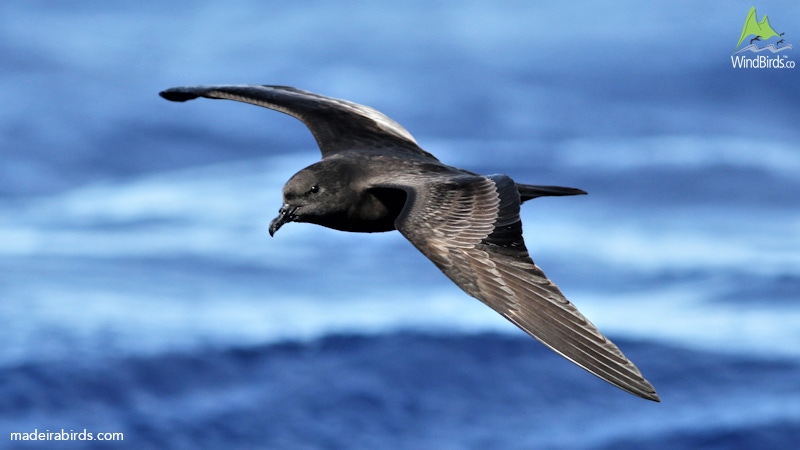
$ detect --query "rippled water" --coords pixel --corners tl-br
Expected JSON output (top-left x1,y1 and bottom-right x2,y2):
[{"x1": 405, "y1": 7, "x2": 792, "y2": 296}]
[{"x1": 2, "y1": 1, "x2": 799, "y2": 448}]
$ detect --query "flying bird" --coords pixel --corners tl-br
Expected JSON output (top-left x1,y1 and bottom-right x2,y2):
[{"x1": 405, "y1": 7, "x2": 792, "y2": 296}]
[
  {"x1": 750, "y1": 35, "x2": 762, "y2": 45},
  {"x1": 159, "y1": 85, "x2": 660, "y2": 401}
]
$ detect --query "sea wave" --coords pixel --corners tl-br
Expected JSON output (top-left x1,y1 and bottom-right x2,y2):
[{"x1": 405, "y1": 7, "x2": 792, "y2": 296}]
[
  {"x1": 1, "y1": 151, "x2": 799, "y2": 367},
  {"x1": 2, "y1": 332, "x2": 799, "y2": 450}
]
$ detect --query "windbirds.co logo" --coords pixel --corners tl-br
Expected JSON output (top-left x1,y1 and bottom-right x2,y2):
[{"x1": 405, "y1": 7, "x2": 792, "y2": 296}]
[{"x1": 731, "y1": 7, "x2": 795, "y2": 69}]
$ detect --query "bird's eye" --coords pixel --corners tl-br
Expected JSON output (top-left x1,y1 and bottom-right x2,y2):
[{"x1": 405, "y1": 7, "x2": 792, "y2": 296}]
[{"x1": 308, "y1": 185, "x2": 320, "y2": 194}]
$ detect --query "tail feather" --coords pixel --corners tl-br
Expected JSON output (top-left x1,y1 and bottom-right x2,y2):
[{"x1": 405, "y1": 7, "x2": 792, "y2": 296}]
[{"x1": 516, "y1": 183, "x2": 587, "y2": 203}]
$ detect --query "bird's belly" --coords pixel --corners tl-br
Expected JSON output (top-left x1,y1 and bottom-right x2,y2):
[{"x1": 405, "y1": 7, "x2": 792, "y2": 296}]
[
  {"x1": 318, "y1": 213, "x2": 397, "y2": 233},
  {"x1": 304, "y1": 187, "x2": 405, "y2": 233}
]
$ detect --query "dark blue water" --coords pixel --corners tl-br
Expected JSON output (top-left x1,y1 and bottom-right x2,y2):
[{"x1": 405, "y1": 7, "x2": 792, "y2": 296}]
[
  {"x1": 2, "y1": 1, "x2": 800, "y2": 448},
  {"x1": 4, "y1": 333, "x2": 800, "y2": 450}
]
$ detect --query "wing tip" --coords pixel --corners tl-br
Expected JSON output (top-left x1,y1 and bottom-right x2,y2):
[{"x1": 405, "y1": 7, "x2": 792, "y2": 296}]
[
  {"x1": 633, "y1": 385, "x2": 661, "y2": 402},
  {"x1": 159, "y1": 87, "x2": 201, "y2": 102},
  {"x1": 616, "y1": 372, "x2": 660, "y2": 402}
]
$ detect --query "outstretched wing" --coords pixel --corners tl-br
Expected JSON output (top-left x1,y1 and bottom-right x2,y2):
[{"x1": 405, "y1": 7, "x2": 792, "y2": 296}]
[
  {"x1": 160, "y1": 85, "x2": 436, "y2": 159},
  {"x1": 393, "y1": 173, "x2": 660, "y2": 401}
]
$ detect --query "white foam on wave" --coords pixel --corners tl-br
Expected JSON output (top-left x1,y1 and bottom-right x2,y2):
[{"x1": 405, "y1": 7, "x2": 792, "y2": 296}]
[
  {"x1": 0, "y1": 281, "x2": 505, "y2": 367},
  {"x1": 2, "y1": 151, "x2": 799, "y2": 365},
  {"x1": 0, "y1": 155, "x2": 319, "y2": 262},
  {"x1": 7, "y1": 140, "x2": 797, "y2": 275},
  {"x1": 556, "y1": 134, "x2": 800, "y2": 175},
  {"x1": 526, "y1": 209, "x2": 800, "y2": 275},
  {"x1": 572, "y1": 287, "x2": 800, "y2": 358},
  {"x1": 7, "y1": 270, "x2": 800, "y2": 369}
]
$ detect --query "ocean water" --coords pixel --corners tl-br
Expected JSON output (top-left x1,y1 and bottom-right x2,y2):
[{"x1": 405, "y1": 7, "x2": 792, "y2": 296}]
[{"x1": 2, "y1": 1, "x2": 799, "y2": 448}]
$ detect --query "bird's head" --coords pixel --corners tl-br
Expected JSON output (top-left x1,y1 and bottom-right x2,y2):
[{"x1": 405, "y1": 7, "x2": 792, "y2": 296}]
[{"x1": 269, "y1": 161, "x2": 358, "y2": 236}]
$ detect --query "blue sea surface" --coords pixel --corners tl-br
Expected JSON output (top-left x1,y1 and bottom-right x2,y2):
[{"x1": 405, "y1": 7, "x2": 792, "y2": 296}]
[{"x1": 2, "y1": 1, "x2": 800, "y2": 448}]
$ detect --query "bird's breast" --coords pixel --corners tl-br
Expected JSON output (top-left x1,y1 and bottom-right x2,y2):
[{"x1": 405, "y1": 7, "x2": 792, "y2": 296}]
[{"x1": 318, "y1": 187, "x2": 406, "y2": 233}]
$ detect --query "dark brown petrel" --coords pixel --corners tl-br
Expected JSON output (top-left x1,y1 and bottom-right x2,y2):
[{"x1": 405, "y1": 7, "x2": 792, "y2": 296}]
[{"x1": 160, "y1": 85, "x2": 660, "y2": 401}]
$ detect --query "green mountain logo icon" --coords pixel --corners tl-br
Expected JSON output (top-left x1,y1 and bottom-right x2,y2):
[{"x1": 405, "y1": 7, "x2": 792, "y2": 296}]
[{"x1": 735, "y1": 7, "x2": 781, "y2": 49}]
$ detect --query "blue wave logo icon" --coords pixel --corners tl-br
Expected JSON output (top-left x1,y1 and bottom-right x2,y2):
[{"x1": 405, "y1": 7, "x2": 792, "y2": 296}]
[{"x1": 733, "y1": 43, "x2": 792, "y2": 55}]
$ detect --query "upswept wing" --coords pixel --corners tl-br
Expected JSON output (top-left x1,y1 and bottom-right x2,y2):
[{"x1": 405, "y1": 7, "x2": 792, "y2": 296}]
[
  {"x1": 393, "y1": 173, "x2": 660, "y2": 401},
  {"x1": 160, "y1": 85, "x2": 435, "y2": 159}
]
